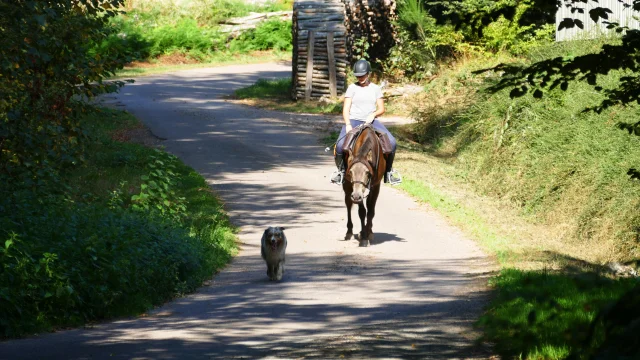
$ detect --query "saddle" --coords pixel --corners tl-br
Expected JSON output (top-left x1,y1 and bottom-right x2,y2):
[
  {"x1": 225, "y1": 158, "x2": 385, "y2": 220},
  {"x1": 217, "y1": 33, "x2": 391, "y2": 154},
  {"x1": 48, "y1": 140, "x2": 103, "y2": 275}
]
[{"x1": 340, "y1": 124, "x2": 393, "y2": 155}]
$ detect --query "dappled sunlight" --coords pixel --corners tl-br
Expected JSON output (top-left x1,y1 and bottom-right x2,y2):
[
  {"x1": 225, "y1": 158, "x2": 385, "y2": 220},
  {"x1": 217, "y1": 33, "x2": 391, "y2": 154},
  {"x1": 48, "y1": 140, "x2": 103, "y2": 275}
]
[
  {"x1": 1, "y1": 254, "x2": 490, "y2": 359},
  {"x1": 0, "y1": 63, "x2": 491, "y2": 359}
]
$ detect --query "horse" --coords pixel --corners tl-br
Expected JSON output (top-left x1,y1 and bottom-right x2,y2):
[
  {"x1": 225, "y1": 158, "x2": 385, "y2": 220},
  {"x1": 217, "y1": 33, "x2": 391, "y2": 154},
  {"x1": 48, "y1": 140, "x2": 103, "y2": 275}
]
[{"x1": 342, "y1": 125, "x2": 387, "y2": 247}]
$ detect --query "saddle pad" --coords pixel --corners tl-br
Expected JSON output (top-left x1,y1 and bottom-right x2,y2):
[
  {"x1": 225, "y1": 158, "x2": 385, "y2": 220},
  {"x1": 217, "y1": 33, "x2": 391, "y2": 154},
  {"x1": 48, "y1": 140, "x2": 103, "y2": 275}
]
[{"x1": 341, "y1": 126, "x2": 392, "y2": 155}]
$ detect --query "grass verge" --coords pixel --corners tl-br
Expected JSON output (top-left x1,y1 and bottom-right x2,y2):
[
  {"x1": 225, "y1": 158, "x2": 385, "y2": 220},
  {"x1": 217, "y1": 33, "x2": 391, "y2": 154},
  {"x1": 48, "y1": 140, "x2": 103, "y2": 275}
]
[
  {"x1": 230, "y1": 78, "x2": 416, "y2": 116},
  {"x1": 0, "y1": 107, "x2": 237, "y2": 338},
  {"x1": 389, "y1": 40, "x2": 640, "y2": 359},
  {"x1": 231, "y1": 78, "x2": 343, "y2": 114},
  {"x1": 111, "y1": 51, "x2": 291, "y2": 79},
  {"x1": 393, "y1": 133, "x2": 640, "y2": 359}
]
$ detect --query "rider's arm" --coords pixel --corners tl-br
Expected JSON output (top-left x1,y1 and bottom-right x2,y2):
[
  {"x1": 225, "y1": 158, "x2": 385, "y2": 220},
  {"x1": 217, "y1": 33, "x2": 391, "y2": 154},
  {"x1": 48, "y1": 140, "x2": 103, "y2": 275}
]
[
  {"x1": 343, "y1": 97, "x2": 353, "y2": 132},
  {"x1": 365, "y1": 97, "x2": 385, "y2": 124}
]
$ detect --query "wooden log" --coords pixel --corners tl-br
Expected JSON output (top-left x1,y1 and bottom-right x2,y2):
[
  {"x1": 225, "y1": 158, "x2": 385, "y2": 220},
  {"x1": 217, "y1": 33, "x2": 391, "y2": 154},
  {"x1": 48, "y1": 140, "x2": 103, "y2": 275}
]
[
  {"x1": 299, "y1": 30, "x2": 346, "y2": 37},
  {"x1": 327, "y1": 32, "x2": 337, "y2": 98},
  {"x1": 297, "y1": 79, "x2": 345, "y2": 87},
  {"x1": 305, "y1": 30, "x2": 315, "y2": 101},
  {"x1": 296, "y1": 6, "x2": 344, "y2": 11},
  {"x1": 298, "y1": 14, "x2": 344, "y2": 21},
  {"x1": 298, "y1": 50, "x2": 347, "y2": 56}
]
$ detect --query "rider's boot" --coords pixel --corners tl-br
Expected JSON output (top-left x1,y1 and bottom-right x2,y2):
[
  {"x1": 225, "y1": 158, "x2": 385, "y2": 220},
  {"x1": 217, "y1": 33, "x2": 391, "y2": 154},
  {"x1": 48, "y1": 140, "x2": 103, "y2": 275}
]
[
  {"x1": 330, "y1": 154, "x2": 345, "y2": 185},
  {"x1": 384, "y1": 152, "x2": 402, "y2": 185}
]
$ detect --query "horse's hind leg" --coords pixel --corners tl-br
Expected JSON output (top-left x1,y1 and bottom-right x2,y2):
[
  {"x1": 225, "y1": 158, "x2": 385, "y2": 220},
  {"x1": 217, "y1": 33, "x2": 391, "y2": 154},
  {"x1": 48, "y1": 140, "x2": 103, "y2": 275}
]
[
  {"x1": 344, "y1": 186, "x2": 354, "y2": 240},
  {"x1": 358, "y1": 202, "x2": 368, "y2": 247},
  {"x1": 364, "y1": 185, "x2": 381, "y2": 243}
]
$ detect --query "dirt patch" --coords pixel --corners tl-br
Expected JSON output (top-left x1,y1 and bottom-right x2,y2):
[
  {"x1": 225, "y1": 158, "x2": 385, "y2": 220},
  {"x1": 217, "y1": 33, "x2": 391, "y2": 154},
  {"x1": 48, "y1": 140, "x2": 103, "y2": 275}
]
[
  {"x1": 125, "y1": 53, "x2": 201, "y2": 69},
  {"x1": 124, "y1": 51, "x2": 282, "y2": 69},
  {"x1": 111, "y1": 123, "x2": 165, "y2": 147}
]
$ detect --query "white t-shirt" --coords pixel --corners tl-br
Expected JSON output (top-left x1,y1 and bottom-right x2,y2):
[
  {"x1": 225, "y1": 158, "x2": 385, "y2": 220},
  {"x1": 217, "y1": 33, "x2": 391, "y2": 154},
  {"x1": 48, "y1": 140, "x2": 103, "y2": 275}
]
[{"x1": 344, "y1": 82, "x2": 383, "y2": 121}]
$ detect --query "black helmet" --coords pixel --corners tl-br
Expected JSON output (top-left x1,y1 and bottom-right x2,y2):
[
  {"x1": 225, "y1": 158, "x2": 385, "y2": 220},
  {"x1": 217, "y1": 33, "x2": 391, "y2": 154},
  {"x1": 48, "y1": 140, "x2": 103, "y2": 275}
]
[{"x1": 353, "y1": 59, "x2": 371, "y2": 77}]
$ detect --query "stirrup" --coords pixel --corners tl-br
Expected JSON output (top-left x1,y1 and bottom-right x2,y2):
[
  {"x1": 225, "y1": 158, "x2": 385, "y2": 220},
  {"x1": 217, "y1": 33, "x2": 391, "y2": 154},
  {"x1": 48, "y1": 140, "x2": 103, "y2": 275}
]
[
  {"x1": 386, "y1": 169, "x2": 402, "y2": 185},
  {"x1": 330, "y1": 170, "x2": 345, "y2": 185}
]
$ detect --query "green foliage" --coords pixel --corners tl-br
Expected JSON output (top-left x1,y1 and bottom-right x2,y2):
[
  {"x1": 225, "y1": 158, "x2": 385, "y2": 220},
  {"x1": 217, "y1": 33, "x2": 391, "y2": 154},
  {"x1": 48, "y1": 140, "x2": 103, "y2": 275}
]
[
  {"x1": 97, "y1": 16, "x2": 226, "y2": 61},
  {"x1": 229, "y1": 19, "x2": 293, "y2": 52},
  {"x1": 233, "y1": 78, "x2": 292, "y2": 99},
  {"x1": 478, "y1": 268, "x2": 638, "y2": 359},
  {"x1": 0, "y1": 0, "x2": 129, "y2": 184},
  {"x1": 0, "y1": 109, "x2": 236, "y2": 338},
  {"x1": 98, "y1": 5, "x2": 292, "y2": 62},
  {"x1": 124, "y1": 0, "x2": 293, "y2": 25},
  {"x1": 480, "y1": 1, "x2": 554, "y2": 54},
  {"x1": 386, "y1": 0, "x2": 556, "y2": 79},
  {"x1": 131, "y1": 150, "x2": 188, "y2": 222},
  {"x1": 146, "y1": 19, "x2": 226, "y2": 58},
  {"x1": 232, "y1": 78, "x2": 343, "y2": 114},
  {"x1": 407, "y1": 41, "x2": 640, "y2": 260},
  {"x1": 384, "y1": 0, "x2": 462, "y2": 80}
]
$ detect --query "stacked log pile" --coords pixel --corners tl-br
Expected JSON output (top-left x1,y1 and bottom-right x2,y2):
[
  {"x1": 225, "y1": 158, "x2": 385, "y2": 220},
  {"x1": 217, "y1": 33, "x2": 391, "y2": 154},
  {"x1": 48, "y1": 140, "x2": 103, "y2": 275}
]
[
  {"x1": 342, "y1": 0, "x2": 397, "y2": 62},
  {"x1": 291, "y1": 0, "x2": 396, "y2": 100},
  {"x1": 292, "y1": 0, "x2": 347, "y2": 100}
]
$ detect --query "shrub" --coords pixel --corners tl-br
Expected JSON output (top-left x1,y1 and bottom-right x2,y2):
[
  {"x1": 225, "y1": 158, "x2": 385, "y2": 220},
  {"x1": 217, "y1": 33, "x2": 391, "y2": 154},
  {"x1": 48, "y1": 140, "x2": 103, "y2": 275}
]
[
  {"x1": 229, "y1": 19, "x2": 293, "y2": 52},
  {"x1": 0, "y1": 109, "x2": 236, "y2": 338},
  {"x1": 0, "y1": 0, "x2": 128, "y2": 185}
]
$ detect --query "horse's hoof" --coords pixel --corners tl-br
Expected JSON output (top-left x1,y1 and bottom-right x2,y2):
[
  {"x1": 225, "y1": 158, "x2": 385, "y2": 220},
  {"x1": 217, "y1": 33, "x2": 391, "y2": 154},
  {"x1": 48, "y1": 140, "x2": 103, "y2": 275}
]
[
  {"x1": 359, "y1": 239, "x2": 369, "y2": 247},
  {"x1": 345, "y1": 232, "x2": 353, "y2": 240},
  {"x1": 368, "y1": 233, "x2": 375, "y2": 241}
]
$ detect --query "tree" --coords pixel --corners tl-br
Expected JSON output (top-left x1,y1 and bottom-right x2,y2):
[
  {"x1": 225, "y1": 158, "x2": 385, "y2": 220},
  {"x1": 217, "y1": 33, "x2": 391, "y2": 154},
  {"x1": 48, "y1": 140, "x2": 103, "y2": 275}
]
[
  {"x1": 0, "y1": 0, "x2": 129, "y2": 185},
  {"x1": 474, "y1": 0, "x2": 640, "y2": 179}
]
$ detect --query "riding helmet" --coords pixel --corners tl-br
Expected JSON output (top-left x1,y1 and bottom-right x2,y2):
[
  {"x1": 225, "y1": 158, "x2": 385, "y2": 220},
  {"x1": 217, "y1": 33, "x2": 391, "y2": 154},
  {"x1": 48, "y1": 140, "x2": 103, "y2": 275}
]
[{"x1": 353, "y1": 59, "x2": 371, "y2": 77}]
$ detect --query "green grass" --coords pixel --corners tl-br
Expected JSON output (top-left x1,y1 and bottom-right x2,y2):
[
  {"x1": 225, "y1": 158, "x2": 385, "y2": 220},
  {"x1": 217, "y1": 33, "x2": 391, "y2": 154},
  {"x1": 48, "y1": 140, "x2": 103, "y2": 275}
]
[
  {"x1": 234, "y1": 78, "x2": 292, "y2": 99},
  {"x1": 0, "y1": 107, "x2": 237, "y2": 338},
  {"x1": 94, "y1": 0, "x2": 294, "y2": 71},
  {"x1": 110, "y1": 51, "x2": 291, "y2": 79},
  {"x1": 398, "y1": 178, "x2": 513, "y2": 263},
  {"x1": 477, "y1": 269, "x2": 639, "y2": 359},
  {"x1": 232, "y1": 78, "x2": 344, "y2": 114},
  {"x1": 124, "y1": 0, "x2": 293, "y2": 25},
  {"x1": 389, "y1": 37, "x2": 640, "y2": 359}
]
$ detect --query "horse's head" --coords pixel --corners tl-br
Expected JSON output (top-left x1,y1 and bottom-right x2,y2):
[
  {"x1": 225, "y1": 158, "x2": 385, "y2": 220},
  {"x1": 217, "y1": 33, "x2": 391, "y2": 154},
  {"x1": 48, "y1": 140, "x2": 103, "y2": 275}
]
[
  {"x1": 346, "y1": 128, "x2": 378, "y2": 203},
  {"x1": 348, "y1": 157, "x2": 373, "y2": 203}
]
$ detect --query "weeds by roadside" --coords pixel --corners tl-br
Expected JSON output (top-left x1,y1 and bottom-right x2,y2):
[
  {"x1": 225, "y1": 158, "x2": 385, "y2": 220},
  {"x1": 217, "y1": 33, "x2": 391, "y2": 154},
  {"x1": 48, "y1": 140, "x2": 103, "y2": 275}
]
[
  {"x1": 0, "y1": 108, "x2": 237, "y2": 338},
  {"x1": 231, "y1": 78, "x2": 343, "y2": 114}
]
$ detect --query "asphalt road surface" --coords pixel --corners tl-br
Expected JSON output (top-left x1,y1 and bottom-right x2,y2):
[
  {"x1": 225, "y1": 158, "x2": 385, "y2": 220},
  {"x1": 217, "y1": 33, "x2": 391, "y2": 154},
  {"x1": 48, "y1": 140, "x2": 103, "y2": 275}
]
[{"x1": 0, "y1": 62, "x2": 492, "y2": 359}]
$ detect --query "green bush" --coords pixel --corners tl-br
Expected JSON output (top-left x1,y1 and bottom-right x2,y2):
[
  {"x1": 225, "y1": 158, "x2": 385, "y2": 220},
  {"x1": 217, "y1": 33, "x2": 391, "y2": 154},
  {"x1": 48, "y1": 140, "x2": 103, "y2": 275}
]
[
  {"x1": 0, "y1": 109, "x2": 236, "y2": 338},
  {"x1": 147, "y1": 18, "x2": 226, "y2": 58},
  {"x1": 0, "y1": 1, "x2": 129, "y2": 187},
  {"x1": 229, "y1": 19, "x2": 293, "y2": 52},
  {"x1": 234, "y1": 78, "x2": 292, "y2": 99},
  {"x1": 478, "y1": 269, "x2": 639, "y2": 359},
  {"x1": 408, "y1": 40, "x2": 640, "y2": 261}
]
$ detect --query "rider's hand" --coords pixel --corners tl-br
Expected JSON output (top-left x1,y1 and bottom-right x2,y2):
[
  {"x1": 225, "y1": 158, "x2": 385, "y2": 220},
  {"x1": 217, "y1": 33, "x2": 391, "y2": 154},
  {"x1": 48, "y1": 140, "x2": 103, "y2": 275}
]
[
  {"x1": 365, "y1": 114, "x2": 376, "y2": 125},
  {"x1": 346, "y1": 124, "x2": 352, "y2": 133}
]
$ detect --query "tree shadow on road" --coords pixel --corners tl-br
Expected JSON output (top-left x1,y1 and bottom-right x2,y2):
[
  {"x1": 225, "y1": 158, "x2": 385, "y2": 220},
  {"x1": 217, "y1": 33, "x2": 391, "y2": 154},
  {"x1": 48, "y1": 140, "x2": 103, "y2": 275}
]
[{"x1": 0, "y1": 253, "x2": 494, "y2": 360}]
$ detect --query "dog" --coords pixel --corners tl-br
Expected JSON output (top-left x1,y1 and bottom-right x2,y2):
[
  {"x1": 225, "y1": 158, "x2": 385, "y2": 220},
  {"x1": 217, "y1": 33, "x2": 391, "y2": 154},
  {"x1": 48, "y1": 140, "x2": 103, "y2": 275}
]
[{"x1": 261, "y1": 226, "x2": 287, "y2": 281}]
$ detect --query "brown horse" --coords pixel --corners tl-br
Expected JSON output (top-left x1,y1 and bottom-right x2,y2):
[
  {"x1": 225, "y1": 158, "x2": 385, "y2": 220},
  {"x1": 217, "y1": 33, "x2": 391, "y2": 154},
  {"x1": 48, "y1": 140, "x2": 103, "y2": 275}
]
[{"x1": 342, "y1": 126, "x2": 387, "y2": 247}]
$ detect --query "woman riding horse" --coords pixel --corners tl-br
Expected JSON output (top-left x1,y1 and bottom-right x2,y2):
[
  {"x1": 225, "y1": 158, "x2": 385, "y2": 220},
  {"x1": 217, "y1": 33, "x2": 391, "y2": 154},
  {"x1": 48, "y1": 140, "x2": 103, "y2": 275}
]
[{"x1": 331, "y1": 59, "x2": 401, "y2": 185}]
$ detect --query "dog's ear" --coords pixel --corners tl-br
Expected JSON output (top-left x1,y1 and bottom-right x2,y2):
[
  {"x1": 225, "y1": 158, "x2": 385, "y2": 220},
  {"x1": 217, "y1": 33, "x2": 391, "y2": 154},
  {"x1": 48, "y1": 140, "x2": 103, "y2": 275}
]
[
  {"x1": 279, "y1": 226, "x2": 285, "y2": 231},
  {"x1": 262, "y1": 228, "x2": 270, "y2": 240}
]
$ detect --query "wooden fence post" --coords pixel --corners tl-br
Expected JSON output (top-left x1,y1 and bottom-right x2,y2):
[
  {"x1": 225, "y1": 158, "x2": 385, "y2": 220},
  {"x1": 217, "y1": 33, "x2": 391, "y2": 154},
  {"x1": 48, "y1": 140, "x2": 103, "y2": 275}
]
[
  {"x1": 305, "y1": 31, "x2": 315, "y2": 101},
  {"x1": 327, "y1": 32, "x2": 337, "y2": 97}
]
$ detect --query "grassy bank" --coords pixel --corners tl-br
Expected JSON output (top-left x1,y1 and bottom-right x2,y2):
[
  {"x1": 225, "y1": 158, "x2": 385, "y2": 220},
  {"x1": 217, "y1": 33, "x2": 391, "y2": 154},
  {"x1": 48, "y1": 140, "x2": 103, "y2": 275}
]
[
  {"x1": 0, "y1": 108, "x2": 237, "y2": 338},
  {"x1": 98, "y1": 0, "x2": 293, "y2": 74},
  {"x1": 388, "y1": 37, "x2": 640, "y2": 359},
  {"x1": 112, "y1": 51, "x2": 291, "y2": 79},
  {"x1": 231, "y1": 77, "x2": 414, "y2": 116}
]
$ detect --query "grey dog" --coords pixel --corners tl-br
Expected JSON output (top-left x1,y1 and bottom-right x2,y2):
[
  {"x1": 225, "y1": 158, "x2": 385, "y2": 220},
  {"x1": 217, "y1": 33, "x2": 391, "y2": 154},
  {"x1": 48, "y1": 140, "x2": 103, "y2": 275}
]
[{"x1": 261, "y1": 226, "x2": 287, "y2": 281}]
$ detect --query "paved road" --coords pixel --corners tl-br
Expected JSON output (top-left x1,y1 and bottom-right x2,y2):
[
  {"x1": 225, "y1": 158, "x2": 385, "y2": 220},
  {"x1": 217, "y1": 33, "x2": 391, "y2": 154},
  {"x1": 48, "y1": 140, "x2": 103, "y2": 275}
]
[{"x1": 0, "y1": 62, "x2": 492, "y2": 359}]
